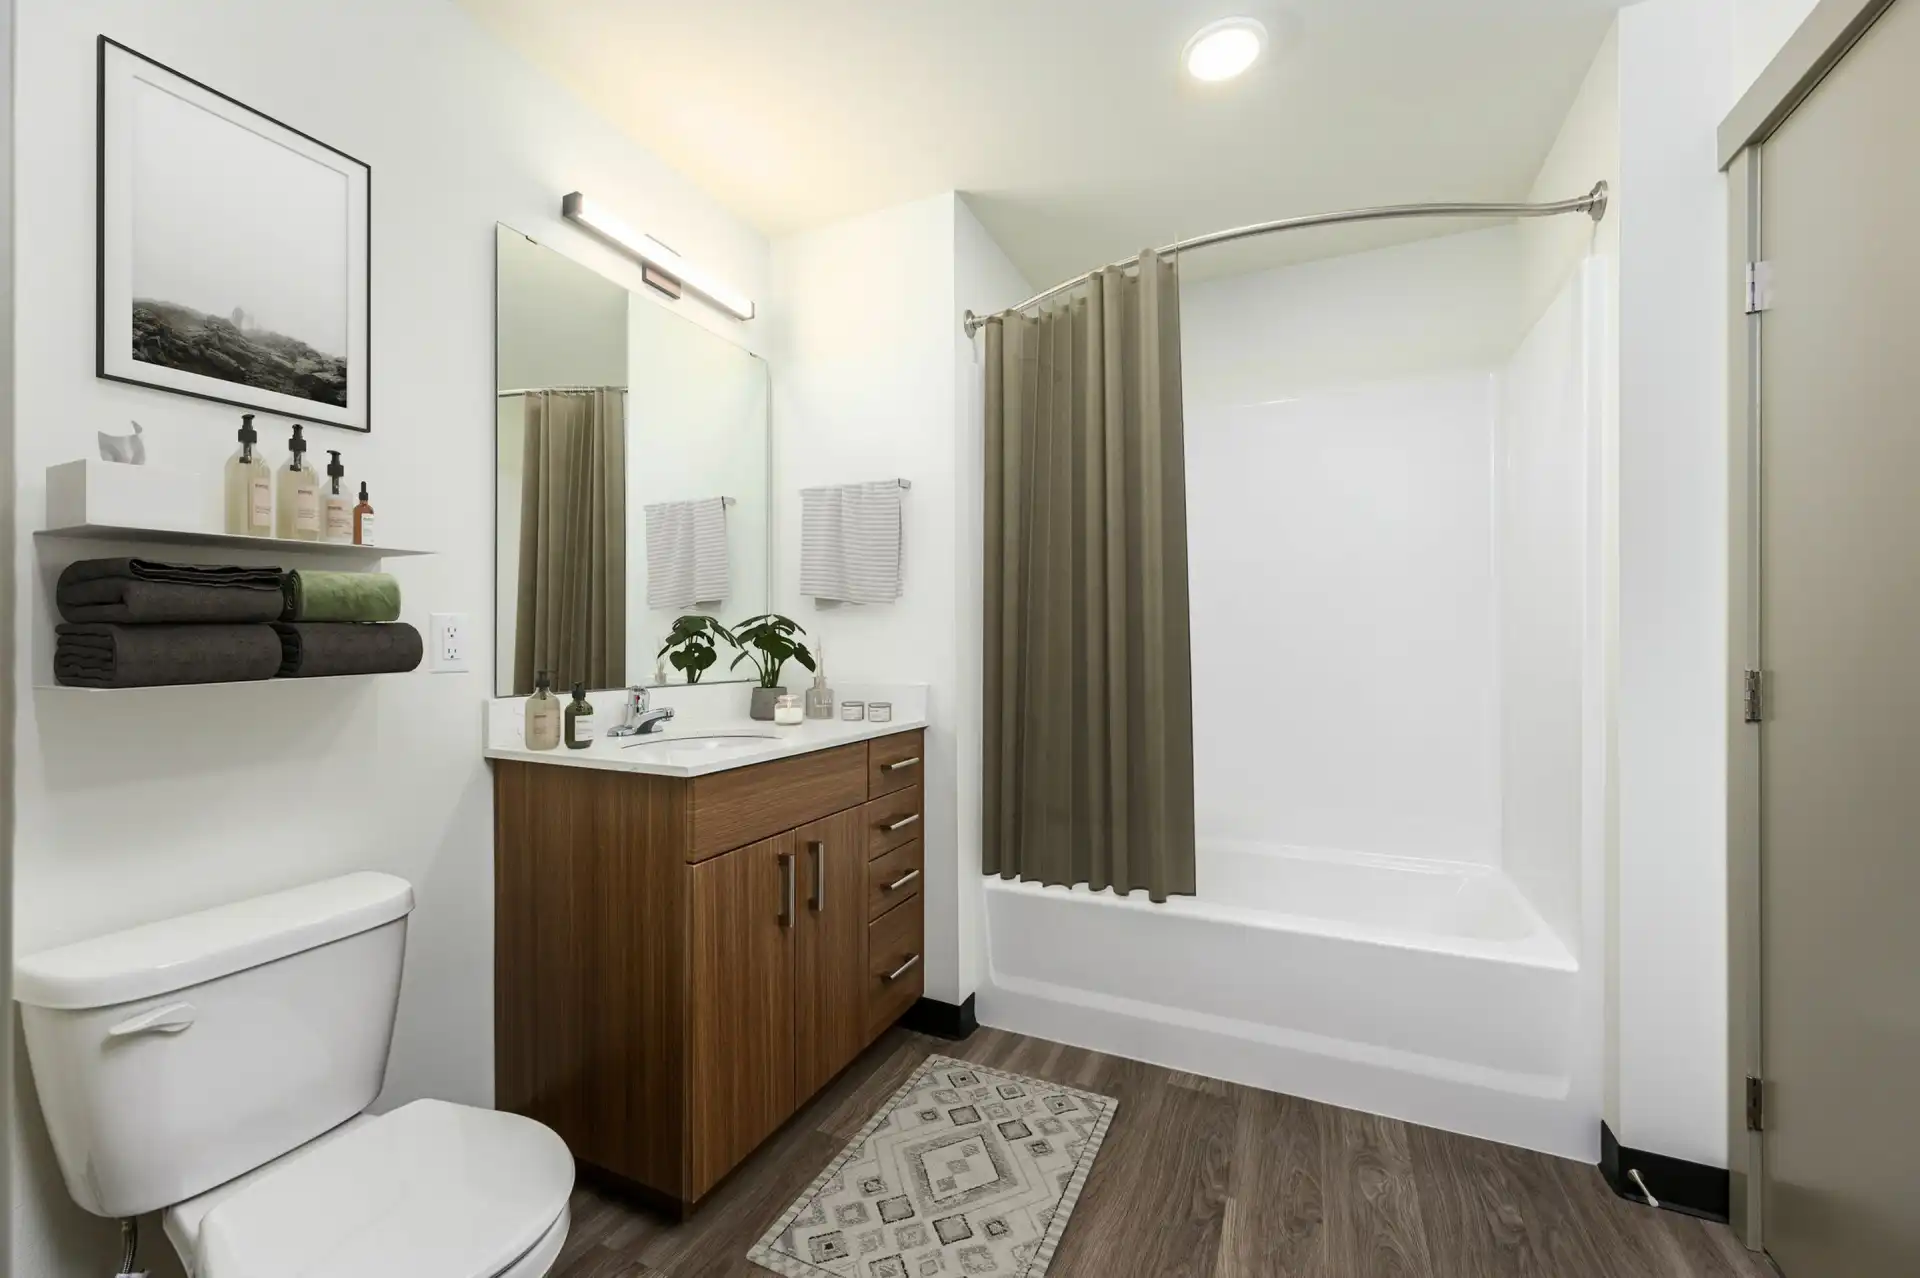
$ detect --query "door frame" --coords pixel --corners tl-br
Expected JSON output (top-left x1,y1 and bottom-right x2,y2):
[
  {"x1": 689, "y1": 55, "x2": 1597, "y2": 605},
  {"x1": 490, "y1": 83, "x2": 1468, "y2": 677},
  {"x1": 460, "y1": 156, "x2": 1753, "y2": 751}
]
[{"x1": 1719, "y1": 0, "x2": 1903, "y2": 1251}]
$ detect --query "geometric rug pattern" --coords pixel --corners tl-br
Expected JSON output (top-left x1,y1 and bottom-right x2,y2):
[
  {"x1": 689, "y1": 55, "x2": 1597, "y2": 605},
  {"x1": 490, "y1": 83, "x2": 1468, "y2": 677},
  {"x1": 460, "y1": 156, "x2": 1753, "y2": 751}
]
[{"x1": 748, "y1": 1055, "x2": 1118, "y2": 1277}]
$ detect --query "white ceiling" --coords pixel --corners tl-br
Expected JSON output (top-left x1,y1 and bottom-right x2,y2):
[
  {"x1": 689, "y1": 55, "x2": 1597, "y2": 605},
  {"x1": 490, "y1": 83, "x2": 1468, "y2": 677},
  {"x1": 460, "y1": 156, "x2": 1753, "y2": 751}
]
[{"x1": 459, "y1": 0, "x2": 1621, "y2": 288}]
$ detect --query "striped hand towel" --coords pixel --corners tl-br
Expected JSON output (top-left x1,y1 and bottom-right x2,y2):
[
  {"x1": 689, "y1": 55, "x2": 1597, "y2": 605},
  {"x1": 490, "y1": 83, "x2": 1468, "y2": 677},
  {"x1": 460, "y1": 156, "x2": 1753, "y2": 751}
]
[
  {"x1": 800, "y1": 481, "x2": 905, "y2": 604},
  {"x1": 644, "y1": 498, "x2": 730, "y2": 609}
]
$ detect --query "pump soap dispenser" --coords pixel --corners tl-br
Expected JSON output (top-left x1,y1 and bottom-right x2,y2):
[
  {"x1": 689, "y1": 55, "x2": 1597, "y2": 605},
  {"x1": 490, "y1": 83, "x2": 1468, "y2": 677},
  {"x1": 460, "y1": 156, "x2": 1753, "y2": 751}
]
[
  {"x1": 323, "y1": 450, "x2": 352, "y2": 543},
  {"x1": 275, "y1": 424, "x2": 321, "y2": 541},
  {"x1": 524, "y1": 671, "x2": 561, "y2": 751},
  {"x1": 223, "y1": 413, "x2": 273, "y2": 537}
]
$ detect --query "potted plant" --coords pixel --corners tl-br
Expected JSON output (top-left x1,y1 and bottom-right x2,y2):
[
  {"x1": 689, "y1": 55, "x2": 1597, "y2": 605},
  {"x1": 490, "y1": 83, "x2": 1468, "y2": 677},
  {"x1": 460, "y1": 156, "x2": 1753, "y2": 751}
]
[
  {"x1": 730, "y1": 613, "x2": 816, "y2": 720},
  {"x1": 657, "y1": 615, "x2": 734, "y2": 685}
]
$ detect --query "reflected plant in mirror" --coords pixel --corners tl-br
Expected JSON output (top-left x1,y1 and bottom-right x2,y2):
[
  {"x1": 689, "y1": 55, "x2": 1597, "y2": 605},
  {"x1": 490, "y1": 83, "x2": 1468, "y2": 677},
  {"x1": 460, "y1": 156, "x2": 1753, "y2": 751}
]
[
  {"x1": 658, "y1": 614, "x2": 734, "y2": 685},
  {"x1": 731, "y1": 613, "x2": 815, "y2": 720}
]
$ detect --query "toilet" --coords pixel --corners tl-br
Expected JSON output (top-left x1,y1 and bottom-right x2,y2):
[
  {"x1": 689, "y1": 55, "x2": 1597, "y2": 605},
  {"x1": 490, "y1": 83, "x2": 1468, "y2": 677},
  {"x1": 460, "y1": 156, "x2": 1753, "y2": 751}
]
[{"x1": 14, "y1": 872, "x2": 573, "y2": 1278}]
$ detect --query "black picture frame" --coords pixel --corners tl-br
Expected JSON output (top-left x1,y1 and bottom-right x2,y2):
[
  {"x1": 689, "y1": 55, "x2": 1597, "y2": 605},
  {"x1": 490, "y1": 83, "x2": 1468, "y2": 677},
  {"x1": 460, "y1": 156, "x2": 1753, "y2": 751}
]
[{"x1": 95, "y1": 35, "x2": 373, "y2": 432}]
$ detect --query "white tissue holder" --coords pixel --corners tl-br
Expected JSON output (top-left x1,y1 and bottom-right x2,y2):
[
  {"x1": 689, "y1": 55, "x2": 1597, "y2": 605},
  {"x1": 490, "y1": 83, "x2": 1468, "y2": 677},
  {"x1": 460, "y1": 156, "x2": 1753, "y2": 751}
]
[{"x1": 45, "y1": 459, "x2": 210, "y2": 535}]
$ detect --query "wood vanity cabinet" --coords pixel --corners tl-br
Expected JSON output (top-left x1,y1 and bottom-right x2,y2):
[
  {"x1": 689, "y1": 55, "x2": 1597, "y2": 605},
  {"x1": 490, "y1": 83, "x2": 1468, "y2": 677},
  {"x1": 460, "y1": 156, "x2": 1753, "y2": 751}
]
[{"x1": 493, "y1": 729, "x2": 926, "y2": 1214}]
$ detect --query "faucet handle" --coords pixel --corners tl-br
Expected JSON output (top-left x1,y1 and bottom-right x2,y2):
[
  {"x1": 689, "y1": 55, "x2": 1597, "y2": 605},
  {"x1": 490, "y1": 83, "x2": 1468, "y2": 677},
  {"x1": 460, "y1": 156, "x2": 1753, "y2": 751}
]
[{"x1": 628, "y1": 686, "x2": 650, "y2": 713}]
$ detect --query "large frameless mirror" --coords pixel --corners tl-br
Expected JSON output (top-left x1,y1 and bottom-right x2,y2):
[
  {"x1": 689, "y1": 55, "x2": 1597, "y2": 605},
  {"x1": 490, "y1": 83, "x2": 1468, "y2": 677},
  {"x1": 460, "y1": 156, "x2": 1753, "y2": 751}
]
[{"x1": 494, "y1": 224, "x2": 770, "y2": 696}]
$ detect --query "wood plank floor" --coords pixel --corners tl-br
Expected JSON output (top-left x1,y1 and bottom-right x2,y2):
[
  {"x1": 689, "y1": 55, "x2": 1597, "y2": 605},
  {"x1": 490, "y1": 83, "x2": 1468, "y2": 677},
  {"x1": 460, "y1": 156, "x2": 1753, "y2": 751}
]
[{"x1": 551, "y1": 1026, "x2": 1775, "y2": 1277}]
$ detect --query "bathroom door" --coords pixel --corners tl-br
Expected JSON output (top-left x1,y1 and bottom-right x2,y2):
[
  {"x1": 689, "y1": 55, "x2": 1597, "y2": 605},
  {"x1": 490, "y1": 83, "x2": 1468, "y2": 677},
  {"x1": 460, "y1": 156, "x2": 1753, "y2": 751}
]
[
  {"x1": 1754, "y1": 0, "x2": 1920, "y2": 1271},
  {"x1": 793, "y1": 808, "x2": 868, "y2": 1099}
]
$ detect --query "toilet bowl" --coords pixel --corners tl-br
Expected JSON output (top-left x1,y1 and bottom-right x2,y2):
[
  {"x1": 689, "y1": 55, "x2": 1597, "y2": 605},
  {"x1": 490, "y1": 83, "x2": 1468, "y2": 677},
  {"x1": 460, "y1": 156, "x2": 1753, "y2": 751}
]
[
  {"x1": 161, "y1": 1101, "x2": 573, "y2": 1278},
  {"x1": 14, "y1": 873, "x2": 573, "y2": 1277}
]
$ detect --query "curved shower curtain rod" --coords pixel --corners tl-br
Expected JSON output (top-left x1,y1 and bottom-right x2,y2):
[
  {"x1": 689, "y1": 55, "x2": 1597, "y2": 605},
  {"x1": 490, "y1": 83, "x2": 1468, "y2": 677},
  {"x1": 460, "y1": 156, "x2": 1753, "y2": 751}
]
[{"x1": 962, "y1": 180, "x2": 1610, "y2": 337}]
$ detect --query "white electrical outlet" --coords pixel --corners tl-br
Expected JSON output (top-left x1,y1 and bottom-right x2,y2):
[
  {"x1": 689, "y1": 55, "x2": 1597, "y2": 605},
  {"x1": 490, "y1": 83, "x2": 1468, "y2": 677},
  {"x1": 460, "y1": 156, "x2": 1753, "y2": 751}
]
[{"x1": 430, "y1": 612, "x2": 470, "y2": 673}]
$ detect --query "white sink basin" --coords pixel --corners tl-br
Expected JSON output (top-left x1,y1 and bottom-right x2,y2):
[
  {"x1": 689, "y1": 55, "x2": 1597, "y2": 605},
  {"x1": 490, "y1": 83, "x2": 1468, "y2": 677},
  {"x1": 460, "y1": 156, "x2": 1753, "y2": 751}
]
[{"x1": 620, "y1": 733, "x2": 779, "y2": 758}]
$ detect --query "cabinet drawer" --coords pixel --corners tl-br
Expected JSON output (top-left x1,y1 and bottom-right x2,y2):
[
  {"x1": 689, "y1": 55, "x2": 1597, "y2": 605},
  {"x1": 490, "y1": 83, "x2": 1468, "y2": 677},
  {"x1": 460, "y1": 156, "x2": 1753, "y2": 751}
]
[
  {"x1": 867, "y1": 731, "x2": 925, "y2": 799},
  {"x1": 867, "y1": 895, "x2": 924, "y2": 1041},
  {"x1": 688, "y1": 743, "x2": 868, "y2": 862},
  {"x1": 867, "y1": 839, "x2": 924, "y2": 921},
  {"x1": 863, "y1": 786, "x2": 923, "y2": 859}
]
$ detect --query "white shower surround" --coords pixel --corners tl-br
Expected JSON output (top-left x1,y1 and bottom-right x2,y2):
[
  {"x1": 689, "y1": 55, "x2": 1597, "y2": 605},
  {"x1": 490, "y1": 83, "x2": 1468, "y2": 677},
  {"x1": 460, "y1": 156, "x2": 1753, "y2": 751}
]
[{"x1": 977, "y1": 257, "x2": 1609, "y2": 1161}]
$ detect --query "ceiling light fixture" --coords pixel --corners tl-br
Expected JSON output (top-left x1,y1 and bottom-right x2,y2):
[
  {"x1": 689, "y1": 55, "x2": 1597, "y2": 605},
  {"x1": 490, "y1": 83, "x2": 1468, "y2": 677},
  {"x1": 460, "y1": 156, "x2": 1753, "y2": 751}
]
[
  {"x1": 1183, "y1": 17, "x2": 1267, "y2": 83},
  {"x1": 561, "y1": 192, "x2": 756, "y2": 321}
]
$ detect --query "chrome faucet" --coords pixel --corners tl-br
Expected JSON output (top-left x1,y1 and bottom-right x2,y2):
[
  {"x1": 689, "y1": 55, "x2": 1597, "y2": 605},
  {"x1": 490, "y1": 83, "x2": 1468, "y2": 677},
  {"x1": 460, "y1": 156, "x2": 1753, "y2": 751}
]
[{"x1": 606, "y1": 687, "x2": 673, "y2": 737}]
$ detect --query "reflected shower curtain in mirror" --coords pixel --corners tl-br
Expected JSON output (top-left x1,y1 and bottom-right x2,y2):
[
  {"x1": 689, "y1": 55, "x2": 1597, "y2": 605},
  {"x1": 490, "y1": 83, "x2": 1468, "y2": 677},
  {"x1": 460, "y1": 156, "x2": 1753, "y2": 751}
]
[
  {"x1": 983, "y1": 252, "x2": 1197, "y2": 902},
  {"x1": 513, "y1": 388, "x2": 627, "y2": 695}
]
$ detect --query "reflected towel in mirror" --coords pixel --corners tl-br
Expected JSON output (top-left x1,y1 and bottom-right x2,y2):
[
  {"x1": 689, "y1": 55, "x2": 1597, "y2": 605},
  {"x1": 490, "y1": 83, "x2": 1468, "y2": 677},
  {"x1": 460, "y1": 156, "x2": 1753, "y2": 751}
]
[{"x1": 644, "y1": 497, "x2": 729, "y2": 609}]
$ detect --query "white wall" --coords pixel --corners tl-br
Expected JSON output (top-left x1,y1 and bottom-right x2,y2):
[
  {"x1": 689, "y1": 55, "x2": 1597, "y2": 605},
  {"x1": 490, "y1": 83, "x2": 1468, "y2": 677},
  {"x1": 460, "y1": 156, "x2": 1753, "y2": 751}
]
[
  {"x1": 8, "y1": 2, "x2": 767, "y2": 1274},
  {"x1": 1615, "y1": 0, "x2": 1735, "y2": 1169},
  {"x1": 769, "y1": 191, "x2": 1029, "y2": 1008},
  {"x1": 1179, "y1": 229, "x2": 1528, "y2": 866},
  {"x1": 769, "y1": 193, "x2": 963, "y2": 1002},
  {"x1": 1495, "y1": 273, "x2": 1598, "y2": 953},
  {"x1": 1184, "y1": 372, "x2": 1503, "y2": 864},
  {"x1": 1182, "y1": 225, "x2": 1525, "y2": 403}
]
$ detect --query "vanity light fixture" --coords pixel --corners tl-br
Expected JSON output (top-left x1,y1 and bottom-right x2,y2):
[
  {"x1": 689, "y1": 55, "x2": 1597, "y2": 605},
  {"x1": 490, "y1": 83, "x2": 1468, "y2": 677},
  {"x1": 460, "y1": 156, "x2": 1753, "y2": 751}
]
[
  {"x1": 561, "y1": 192, "x2": 756, "y2": 321},
  {"x1": 1183, "y1": 17, "x2": 1267, "y2": 82}
]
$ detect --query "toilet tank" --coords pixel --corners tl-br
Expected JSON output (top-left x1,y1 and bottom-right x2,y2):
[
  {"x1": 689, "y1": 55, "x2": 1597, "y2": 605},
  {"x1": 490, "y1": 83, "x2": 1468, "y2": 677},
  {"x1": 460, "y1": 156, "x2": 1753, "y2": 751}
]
[{"x1": 14, "y1": 873, "x2": 414, "y2": 1218}]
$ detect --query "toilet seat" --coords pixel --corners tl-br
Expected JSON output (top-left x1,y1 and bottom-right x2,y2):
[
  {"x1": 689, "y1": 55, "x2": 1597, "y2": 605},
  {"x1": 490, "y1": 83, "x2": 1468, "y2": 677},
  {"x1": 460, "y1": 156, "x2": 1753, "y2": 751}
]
[{"x1": 164, "y1": 1099, "x2": 573, "y2": 1278}]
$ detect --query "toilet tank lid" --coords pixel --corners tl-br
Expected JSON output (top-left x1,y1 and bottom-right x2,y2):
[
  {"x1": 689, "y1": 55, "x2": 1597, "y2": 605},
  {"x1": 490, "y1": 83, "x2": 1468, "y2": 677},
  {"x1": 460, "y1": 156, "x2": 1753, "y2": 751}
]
[{"x1": 14, "y1": 873, "x2": 415, "y2": 1011}]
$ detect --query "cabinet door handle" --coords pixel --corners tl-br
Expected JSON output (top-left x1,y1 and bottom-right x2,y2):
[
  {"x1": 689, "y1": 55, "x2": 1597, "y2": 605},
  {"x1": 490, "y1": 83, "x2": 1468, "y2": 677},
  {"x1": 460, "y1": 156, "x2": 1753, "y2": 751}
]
[
  {"x1": 885, "y1": 954, "x2": 921, "y2": 983},
  {"x1": 883, "y1": 812, "x2": 921, "y2": 832},
  {"x1": 778, "y1": 851, "x2": 795, "y2": 929},
  {"x1": 810, "y1": 840, "x2": 826, "y2": 912},
  {"x1": 885, "y1": 868, "x2": 921, "y2": 892},
  {"x1": 884, "y1": 756, "x2": 921, "y2": 772}
]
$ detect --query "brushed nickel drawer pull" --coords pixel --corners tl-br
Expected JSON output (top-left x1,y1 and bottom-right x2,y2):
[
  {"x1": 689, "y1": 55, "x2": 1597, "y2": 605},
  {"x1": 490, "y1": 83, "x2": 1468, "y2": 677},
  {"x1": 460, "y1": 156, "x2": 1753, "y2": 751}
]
[
  {"x1": 779, "y1": 852, "x2": 795, "y2": 928},
  {"x1": 885, "y1": 954, "x2": 921, "y2": 983},
  {"x1": 883, "y1": 812, "x2": 921, "y2": 832},
  {"x1": 885, "y1": 869, "x2": 921, "y2": 892},
  {"x1": 884, "y1": 756, "x2": 921, "y2": 772},
  {"x1": 810, "y1": 840, "x2": 826, "y2": 912}
]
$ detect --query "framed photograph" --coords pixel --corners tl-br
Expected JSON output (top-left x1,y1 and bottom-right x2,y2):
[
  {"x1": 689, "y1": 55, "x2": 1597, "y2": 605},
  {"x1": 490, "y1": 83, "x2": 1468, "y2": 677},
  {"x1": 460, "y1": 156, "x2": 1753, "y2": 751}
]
[{"x1": 97, "y1": 37, "x2": 371, "y2": 432}]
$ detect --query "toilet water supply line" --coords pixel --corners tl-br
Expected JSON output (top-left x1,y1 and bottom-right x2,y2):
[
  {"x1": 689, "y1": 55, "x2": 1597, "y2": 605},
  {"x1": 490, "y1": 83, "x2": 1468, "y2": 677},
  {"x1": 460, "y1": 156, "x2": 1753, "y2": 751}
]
[
  {"x1": 962, "y1": 181, "x2": 1611, "y2": 336},
  {"x1": 115, "y1": 1215, "x2": 147, "y2": 1278}
]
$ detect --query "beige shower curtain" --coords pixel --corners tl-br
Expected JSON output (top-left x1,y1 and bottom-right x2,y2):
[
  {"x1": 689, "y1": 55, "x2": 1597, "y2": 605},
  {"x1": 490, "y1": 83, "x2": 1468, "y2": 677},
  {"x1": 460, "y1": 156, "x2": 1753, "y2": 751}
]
[
  {"x1": 513, "y1": 389, "x2": 626, "y2": 695},
  {"x1": 983, "y1": 252, "x2": 1197, "y2": 902}
]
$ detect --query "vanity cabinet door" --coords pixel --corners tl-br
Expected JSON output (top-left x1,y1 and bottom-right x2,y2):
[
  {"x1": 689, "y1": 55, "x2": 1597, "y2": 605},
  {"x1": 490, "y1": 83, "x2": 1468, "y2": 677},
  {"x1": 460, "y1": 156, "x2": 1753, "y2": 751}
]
[
  {"x1": 793, "y1": 807, "x2": 869, "y2": 1100},
  {"x1": 688, "y1": 831, "x2": 796, "y2": 1200}
]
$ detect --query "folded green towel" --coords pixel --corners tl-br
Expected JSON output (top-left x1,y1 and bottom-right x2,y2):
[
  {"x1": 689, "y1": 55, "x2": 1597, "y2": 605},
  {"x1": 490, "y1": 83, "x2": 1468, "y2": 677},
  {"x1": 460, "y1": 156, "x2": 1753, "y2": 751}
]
[{"x1": 281, "y1": 570, "x2": 402, "y2": 623}]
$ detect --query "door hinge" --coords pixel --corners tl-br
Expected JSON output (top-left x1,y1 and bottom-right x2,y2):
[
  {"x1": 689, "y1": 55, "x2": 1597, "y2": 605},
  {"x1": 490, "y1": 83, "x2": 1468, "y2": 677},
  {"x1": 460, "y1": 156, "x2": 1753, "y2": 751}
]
[
  {"x1": 1743, "y1": 669, "x2": 1765, "y2": 723},
  {"x1": 1745, "y1": 261, "x2": 1774, "y2": 314},
  {"x1": 1746, "y1": 1075, "x2": 1765, "y2": 1131}
]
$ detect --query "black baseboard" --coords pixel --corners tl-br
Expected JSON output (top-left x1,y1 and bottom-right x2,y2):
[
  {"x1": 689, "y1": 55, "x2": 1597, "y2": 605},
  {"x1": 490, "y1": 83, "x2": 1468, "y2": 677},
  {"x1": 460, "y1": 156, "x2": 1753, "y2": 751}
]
[
  {"x1": 1600, "y1": 1122, "x2": 1730, "y2": 1222},
  {"x1": 900, "y1": 994, "x2": 978, "y2": 1040}
]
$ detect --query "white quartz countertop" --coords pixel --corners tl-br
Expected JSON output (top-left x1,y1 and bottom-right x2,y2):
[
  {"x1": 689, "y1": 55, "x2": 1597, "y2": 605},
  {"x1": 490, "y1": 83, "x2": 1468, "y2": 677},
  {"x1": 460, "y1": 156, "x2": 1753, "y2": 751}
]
[{"x1": 481, "y1": 682, "x2": 927, "y2": 778}]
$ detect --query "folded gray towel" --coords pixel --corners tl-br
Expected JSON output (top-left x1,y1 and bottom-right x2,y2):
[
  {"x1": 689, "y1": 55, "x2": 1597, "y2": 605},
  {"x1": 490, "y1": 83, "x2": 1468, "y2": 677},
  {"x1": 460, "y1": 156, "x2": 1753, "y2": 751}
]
[
  {"x1": 273, "y1": 622, "x2": 423, "y2": 678},
  {"x1": 58, "y1": 558, "x2": 285, "y2": 625},
  {"x1": 54, "y1": 623, "x2": 281, "y2": 688}
]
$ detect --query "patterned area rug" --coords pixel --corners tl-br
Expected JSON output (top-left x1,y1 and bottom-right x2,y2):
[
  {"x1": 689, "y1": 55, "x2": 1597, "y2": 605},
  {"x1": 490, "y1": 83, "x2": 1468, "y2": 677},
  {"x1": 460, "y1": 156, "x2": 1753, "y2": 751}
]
[{"x1": 748, "y1": 1055, "x2": 1118, "y2": 1277}]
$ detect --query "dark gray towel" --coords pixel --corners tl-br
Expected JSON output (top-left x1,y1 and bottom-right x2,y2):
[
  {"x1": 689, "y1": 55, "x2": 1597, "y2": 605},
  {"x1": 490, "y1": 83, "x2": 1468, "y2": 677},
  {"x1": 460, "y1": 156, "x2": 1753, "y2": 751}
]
[
  {"x1": 58, "y1": 557, "x2": 285, "y2": 625},
  {"x1": 55, "y1": 623, "x2": 281, "y2": 688},
  {"x1": 273, "y1": 622, "x2": 423, "y2": 678}
]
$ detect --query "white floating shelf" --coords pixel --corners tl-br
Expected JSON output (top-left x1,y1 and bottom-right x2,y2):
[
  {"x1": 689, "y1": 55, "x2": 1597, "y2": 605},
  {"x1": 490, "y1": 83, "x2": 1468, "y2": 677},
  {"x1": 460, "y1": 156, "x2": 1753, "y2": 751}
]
[
  {"x1": 35, "y1": 673, "x2": 413, "y2": 692},
  {"x1": 36, "y1": 524, "x2": 431, "y2": 559}
]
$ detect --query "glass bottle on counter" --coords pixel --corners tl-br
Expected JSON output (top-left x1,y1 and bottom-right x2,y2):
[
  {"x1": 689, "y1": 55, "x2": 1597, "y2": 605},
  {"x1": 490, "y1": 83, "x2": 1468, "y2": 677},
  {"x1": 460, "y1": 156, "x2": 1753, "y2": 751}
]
[
  {"x1": 524, "y1": 671, "x2": 562, "y2": 751},
  {"x1": 564, "y1": 683, "x2": 598, "y2": 750}
]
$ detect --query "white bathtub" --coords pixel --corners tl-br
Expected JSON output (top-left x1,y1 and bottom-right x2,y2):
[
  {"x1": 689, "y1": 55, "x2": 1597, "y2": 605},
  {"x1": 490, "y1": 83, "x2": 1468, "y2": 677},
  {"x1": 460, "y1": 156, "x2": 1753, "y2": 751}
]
[{"x1": 979, "y1": 842, "x2": 1596, "y2": 1159}]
